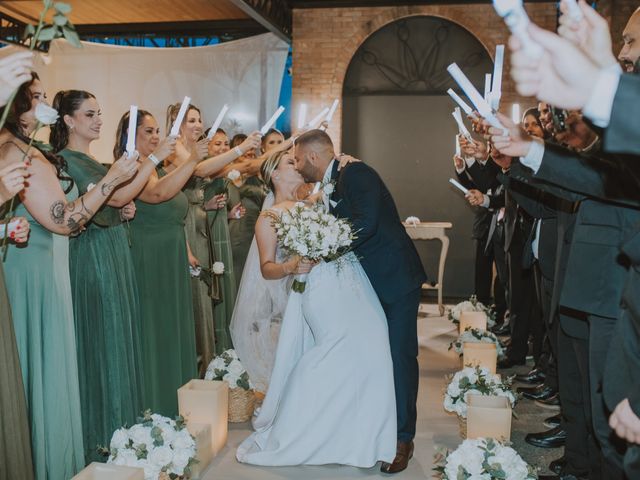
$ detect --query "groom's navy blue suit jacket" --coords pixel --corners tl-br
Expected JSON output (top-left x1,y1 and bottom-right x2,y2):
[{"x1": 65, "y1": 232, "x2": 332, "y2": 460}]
[{"x1": 329, "y1": 160, "x2": 427, "y2": 304}]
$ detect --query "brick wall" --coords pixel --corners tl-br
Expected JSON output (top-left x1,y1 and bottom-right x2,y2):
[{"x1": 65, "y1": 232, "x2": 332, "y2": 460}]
[{"x1": 292, "y1": 2, "x2": 636, "y2": 151}]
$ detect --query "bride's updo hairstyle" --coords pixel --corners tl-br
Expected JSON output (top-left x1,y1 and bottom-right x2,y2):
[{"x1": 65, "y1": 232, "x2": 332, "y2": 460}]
[{"x1": 261, "y1": 150, "x2": 288, "y2": 192}]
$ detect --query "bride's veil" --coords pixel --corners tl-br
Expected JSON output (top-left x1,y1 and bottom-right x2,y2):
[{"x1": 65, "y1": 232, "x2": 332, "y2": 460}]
[{"x1": 230, "y1": 191, "x2": 290, "y2": 393}]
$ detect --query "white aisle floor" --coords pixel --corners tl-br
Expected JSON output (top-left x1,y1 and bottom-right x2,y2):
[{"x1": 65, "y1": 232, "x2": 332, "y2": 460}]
[{"x1": 201, "y1": 302, "x2": 461, "y2": 480}]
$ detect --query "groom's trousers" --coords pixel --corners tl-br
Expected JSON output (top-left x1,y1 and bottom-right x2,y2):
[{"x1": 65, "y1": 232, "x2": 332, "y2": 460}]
[{"x1": 380, "y1": 287, "x2": 422, "y2": 443}]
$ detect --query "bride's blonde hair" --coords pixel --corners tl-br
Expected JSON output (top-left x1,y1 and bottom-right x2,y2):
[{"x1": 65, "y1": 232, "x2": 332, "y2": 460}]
[{"x1": 261, "y1": 150, "x2": 288, "y2": 192}]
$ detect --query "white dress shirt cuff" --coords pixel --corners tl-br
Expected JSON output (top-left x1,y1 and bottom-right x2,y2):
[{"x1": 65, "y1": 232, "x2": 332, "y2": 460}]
[
  {"x1": 481, "y1": 194, "x2": 490, "y2": 209},
  {"x1": 455, "y1": 165, "x2": 465, "y2": 174},
  {"x1": 583, "y1": 65, "x2": 622, "y2": 129},
  {"x1": 519, "y1": 137, "x2": 545, "y2": 174}
]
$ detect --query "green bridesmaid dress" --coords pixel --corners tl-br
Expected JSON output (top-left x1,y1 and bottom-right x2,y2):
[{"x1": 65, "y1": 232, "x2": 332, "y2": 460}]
[
  {"x1": 183, "y1": 177, "x2": 215, "y2": 376},
  {"x1": 227, "y1": 175, "x2": 266, "y2": 287},
  {"x1": 61, "y1": 149, "x2": 144, "y2": 462},
  {"x1": 204, "y1": 178, "x2": 237, "y2": 354},
  {"x1": 129, "y1": 168, "x2": 197, "y2": 416},
  {"x1": 3, "y1": 178, "x2": 85, "y2": 479},
  {"x1": 0, "y1": 261, "x2": 34, "y2": 480}
]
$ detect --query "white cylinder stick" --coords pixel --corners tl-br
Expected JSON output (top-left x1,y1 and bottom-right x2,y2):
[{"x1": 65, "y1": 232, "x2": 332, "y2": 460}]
[
  {"x1": 455, "y1": 136, "x2": 461, "y2": 157},
  {"x1": 297, "y1": 103, "x2": 308, "y2": 129},
  {"x1": 170, "y1": 96, "x2": 191, "y2": 137},
  {"x1": 207, "y1": 104, "x2": 229, "y2": 140},
  {"x1": 260, "y1": 106, "x2": 285, "y2": 135},
  {"x1": 452, "y1": 108, "x2": 473, "y2": 141},
  {"x1": 491, "y1": 45, "x2": 505, "y2": 110},
  {"x1": 325, "y1": 99, "x2": 339, "y2": 123},
  {"x1": 307, "y1": 107, "x2": 330, "y2": 129},
  {"x1": 449, "y1": 178, "x2": 469, "y2": 195},
  {"x1": 126, "y1": 105, "x2": 138, "y2": 156},
  {"x1": 484, "y1": 74, "x2": 493, "y2": 103},
  {"x1": 447, "y1": 88, "x2": 473, "y2": 116},
  {"x1": 447, "y1": 63, "x2": 506, "y2": 132},
  {"x1": 493, "y1": 0, "x2": 544, "y2": 59},
  {"x1": 512, "y1": 103, "x2": 521, "y2": 124}
]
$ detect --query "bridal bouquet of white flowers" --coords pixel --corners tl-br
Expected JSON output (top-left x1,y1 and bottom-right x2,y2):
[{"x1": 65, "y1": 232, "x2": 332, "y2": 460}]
[
  {"x1": 204, "y1": 349, "x2": 253, "y2": 391},
  {"x1": 448, "y1": 295, "x2": 496, "y2": 328},
  {"x1": 433, "y1": 438, "x2": 538, "y2": 479},
  {"x1": 449, "y1": 327, "x2": 506, "y2": 359},
  {"x1": 443, "y1": 365, "x2": 517, "y2": 418},
  {"x1": 106, "y1": 410, "x2": 197, "y2": 480},
  {"x1": 270, "y1": 202, "x2": 355, "y2": 293}
]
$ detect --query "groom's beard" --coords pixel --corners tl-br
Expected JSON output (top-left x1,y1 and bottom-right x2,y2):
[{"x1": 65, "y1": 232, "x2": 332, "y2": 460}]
[{"x1": 299, "y1": 163, "x2": 321, "y2": 183}]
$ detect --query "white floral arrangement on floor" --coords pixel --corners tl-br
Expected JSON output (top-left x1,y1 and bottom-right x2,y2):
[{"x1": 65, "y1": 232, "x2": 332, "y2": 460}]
[
  {"x1": 449, "y1": 327, "x2": 506, "y2": 359},
  {"x1": 448, "y1": 295, "x2": 497, "y2": 328},
  {"x1": 433, "y1": 438, "x2": 538, "y2": 479},
  {"x1": 204, "y1": 349, "x2": 253, "y2": 390},
  {"x1": 268, "y1": 202, "x2": 355, "y2": 293},
  {"x1": 106, "y1": 410, "x2": 197, "y2": 480},
  {"x1": 443, "y1": 365, "x2": 517, "y2": 418}
]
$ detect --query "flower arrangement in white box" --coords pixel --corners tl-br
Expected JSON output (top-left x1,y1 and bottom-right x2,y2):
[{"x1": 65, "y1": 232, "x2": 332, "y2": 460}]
[
  {"x1": 449, "y1": 327, "x2": 506, "y2": 359},
  {"x1": 106, "y1": 410, "x2": 197, "y2": 480},
  {"x1": 433, "y1": 438, "x2": 538, "y2": 479},
  {"x1": 204, "y1": 349, "x2": 252, "y2": 390},
  {"x1": 443, "y1": 365, "x2": 517, "y2": 418},
  {"x1": 448, "y1": 295, "x2": 496, "y2": 328}
]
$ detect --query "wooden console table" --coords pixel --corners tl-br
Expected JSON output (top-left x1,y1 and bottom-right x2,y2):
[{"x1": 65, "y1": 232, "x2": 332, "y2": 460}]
[{"x1": 403, "y1": 222, "x2": 453, "y2": 316}]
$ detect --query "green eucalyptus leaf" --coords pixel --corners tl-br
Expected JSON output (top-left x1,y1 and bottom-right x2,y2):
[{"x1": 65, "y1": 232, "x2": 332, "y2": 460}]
[
  {"x1": 53, "y1": 13, "x2": 68, "y2": 26},
  {"x1": 62, "y1": 25, "x2": 81, "y2": 48},
  {"x1": 36, "y1": 26, "x2": 56, "y2": 42},
  {"x1": 23, "y1": 24, "x2": 36, "y2": 39},
  {"x1": 53, "y1": 2, "x2": 72, "y2": 14}
]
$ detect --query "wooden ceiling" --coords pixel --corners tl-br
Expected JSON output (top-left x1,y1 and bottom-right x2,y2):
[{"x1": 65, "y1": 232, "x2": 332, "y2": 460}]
[{"x1": 0, "y1": 0, "x2": 250, "y2": 25}]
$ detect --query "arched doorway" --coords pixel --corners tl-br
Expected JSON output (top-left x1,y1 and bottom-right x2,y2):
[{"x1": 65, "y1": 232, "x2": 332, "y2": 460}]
[{"x1": 342, "y1": 15, "x2": 492, "y2": 298}]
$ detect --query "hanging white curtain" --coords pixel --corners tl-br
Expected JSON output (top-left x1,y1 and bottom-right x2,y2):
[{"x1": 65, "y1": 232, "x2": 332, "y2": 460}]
[{"x1": 2, "y1": 33, "x2": 288, "y2": 162}]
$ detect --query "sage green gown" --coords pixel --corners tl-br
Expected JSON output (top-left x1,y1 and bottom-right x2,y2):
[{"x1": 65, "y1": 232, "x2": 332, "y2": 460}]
[
  {"x1": 183, "y1": 177, "x2": 215, "y2": 376},
  {"x1": 61, "y1": 149, "x2": 144, "y2": 463},
  {"x1": 130, "y1": 168, "x2": 197, "y2": 416},
  {"x1": 3, "y1": 178, "x2": 85, "y2": 479},
  {"x1": 0, "y1": 261, "x2": 34, "y2": 480},
  {"x1": 204, "y1": 178, "x2": 237, "y2": 354},
  {"x1": 227, "y1": 176, "x2": 266, "y2": 288}
]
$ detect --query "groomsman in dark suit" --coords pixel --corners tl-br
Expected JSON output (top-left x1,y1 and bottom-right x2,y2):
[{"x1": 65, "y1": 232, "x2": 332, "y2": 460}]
[{"x1": 293, "y1": 129, "x2": 427, "y2": 474}]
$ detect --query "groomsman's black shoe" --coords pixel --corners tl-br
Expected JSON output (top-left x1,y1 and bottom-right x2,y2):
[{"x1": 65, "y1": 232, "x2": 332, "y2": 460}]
[
  {"x1": 515, "y1": 368, "x2": 546, "y2": 384},
  {"x1": 497, "y1": 357, "x2": 526, "y2": 369},
  {"x1": 544, "y1": 413, "x2": 562, "y2": 429},
  {"x1": 380, "y1": 440, "x2": 413, "y2": 474},
  {"x1": 525, "y1": 426, "x2": 567, "y2": 448},
  {"x1": 549, "y1": 456, "x2": 567, "y2": 475},
  {"x1": 535, "y1": 393, "x2": 561, "y2": 408},
  {"x1": 518, "y1": 384, "x2": 557, "y2": 401}
]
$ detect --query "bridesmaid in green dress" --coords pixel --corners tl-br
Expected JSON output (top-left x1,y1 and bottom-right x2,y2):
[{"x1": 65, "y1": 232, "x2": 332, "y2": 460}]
[
  {"x1": 0, "y1": 163, "x2": 34, "y2": 480},
  {"x1": 50, "y1": 90, "x2": 170, "y2": 461},
  {"x1": 114, "y1": 108, "x2": 200, "y2": 415},
  {"x1": 0, "y1": 74, "x2": 139, "y2": 479}
]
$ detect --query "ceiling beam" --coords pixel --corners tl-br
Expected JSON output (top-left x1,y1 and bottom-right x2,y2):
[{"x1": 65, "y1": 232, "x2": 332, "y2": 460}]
[
  {"x1": 74, "y1": 19, "x2": 268, "y2": 38},
  {"x1": 227, "y1": 0, "x2": 291, "y2": 42}
]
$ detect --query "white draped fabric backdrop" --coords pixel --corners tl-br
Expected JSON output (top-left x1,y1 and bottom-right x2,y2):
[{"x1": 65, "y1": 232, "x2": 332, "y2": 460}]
[{"x1": 2, "y1": 33, "x2": 289, "y2": 162}]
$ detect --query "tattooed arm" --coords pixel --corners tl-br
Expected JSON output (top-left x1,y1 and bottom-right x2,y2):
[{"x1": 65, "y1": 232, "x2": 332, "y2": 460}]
[{"x1": 0, "y1": 142, "x2": 138, "y2": 235}]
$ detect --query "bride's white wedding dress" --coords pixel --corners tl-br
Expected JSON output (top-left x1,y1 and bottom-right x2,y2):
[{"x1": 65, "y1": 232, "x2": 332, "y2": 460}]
[{"x1": 236, "y1": 233, "x2": 397, "y2": 467}]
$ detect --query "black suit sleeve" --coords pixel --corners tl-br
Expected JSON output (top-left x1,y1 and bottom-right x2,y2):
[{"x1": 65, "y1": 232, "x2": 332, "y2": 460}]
[
  {"x1": 455, "y1": 168, "x2": 476, "y2": 190},
  {"x1": 603, "y1": 74, "x2": 640, "y2": 156},
  {"x1": 340, "y1": 164, "x2": 382, "y2": 250},
  {"x1": 466, "y1": 160, "x2": 499, "y2": 192}
]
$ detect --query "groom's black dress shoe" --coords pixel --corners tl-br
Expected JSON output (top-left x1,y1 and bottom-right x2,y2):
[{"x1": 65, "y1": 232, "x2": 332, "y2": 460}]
[
  {"x1": 380, "y1": 441, "x2": 413, "y2": 474},
  {"x1": 544, "y1": 413, "x2": 562, "y2": 429},
  {"x1": 525, "y1": 426, "x2": 567, "y2": 448},
  {"x1": 549, "y1": 456, "x2": 567, "y2": 475},
  {"x1": 491, "y1": 323, "x2": 511, "y2": 336},
  {"x1": 515, "y1": 368, "x2": 546, "y2": 384},
  {"x1": 518, "y1": 384, "x2": 557, "y2": 401}
]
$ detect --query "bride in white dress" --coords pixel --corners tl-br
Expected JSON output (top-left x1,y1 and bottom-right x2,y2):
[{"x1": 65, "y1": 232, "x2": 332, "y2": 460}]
[{"x1": 236, "y1": 150, "x2": 396, "y2": 468}]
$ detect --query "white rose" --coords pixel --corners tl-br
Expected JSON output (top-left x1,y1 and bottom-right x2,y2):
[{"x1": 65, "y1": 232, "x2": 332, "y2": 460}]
[
  {"x1": 223, "y1": 372, "x2": 239, "y2": 386},
  {"x1": 147, "y1": 445, "x2": 174, "y2": 469},
  {"x1": 110, "y1": 428, "x2": 130, "y2": 450},
  {"x1": 212, "y1": 261, "x2": 225, "y2": 275},
  {"x1": 227, "y1": 169, "x2": 241, "y2": 181},
  {"x1": 227, "y1": 359, "x2": 244, "y2": 376},
  {"x1": 323, "y1": 183, "x2": 334, "y2": 195},
  {"x1": 171, "y1": 449, "x2": 192, "y2": 475},
  {"x1": 128, "y1": 424, "x2": 154, "y2": 449},
  {"x1": 35, "y1": 102, "x2": 59, "y2": 125},
  {"x1": 171, "y1": 429, "x2": 195, "y2": 451},
  {"x1": 110, "y1": 448, "x2": 138, "y2": 467}
]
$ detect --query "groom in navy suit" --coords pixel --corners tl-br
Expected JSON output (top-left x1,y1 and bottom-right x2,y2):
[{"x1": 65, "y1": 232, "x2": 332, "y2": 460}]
[{"x1": 294, "y1": 130, "x2": 427, "y2": 473}]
